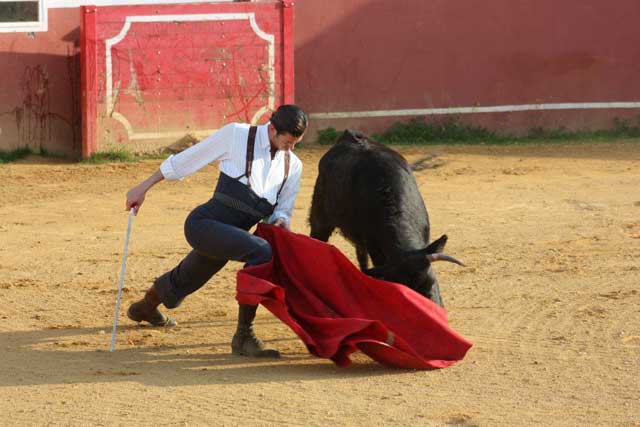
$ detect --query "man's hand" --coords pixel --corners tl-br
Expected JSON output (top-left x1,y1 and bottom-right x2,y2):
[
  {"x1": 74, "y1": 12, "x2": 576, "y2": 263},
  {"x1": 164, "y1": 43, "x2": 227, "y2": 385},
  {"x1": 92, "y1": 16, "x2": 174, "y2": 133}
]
[
  {"x1": 126, "y1": 185, "x2": 146, "y2": 215},
  {"x1": 272, "y1": 217, "x2": 290, "y2": 230},
  {"x1": 124, "y1": 169, "x2": 164, "y2": 215}
]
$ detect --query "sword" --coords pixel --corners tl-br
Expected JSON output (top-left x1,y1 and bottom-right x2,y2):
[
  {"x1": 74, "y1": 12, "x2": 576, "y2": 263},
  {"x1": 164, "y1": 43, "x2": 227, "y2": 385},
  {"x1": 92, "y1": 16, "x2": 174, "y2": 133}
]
[{"x1": 110, "y1": 208, "x2": 135, "y2": 352}]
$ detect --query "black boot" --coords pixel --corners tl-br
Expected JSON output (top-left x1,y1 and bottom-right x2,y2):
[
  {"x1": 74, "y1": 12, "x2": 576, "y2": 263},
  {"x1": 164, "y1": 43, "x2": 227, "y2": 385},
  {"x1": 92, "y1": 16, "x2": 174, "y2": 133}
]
[
  {"x1": 127, "y1": 285, "x2": 177, "y2": 327},
  {"x1": 231, "y1": 304, "x2": 280, "y2": 358}
]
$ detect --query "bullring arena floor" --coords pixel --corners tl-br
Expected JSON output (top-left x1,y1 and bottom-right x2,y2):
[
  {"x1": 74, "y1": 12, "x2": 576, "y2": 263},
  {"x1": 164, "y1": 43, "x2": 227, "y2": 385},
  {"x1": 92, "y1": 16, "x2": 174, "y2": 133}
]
[{"x1": 0, "y1": 142, "x2": 638, "y2": 426}]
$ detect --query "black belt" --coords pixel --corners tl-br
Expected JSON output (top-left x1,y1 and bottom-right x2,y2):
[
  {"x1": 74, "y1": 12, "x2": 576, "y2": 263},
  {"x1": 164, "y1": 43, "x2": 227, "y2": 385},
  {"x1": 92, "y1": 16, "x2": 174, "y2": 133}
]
[
  {"x1": 213, "y1": 192, "x2": 270, "y2": 219},
  {"x1": 213, "y1": 172, "x2": 275, "y2": 219}
]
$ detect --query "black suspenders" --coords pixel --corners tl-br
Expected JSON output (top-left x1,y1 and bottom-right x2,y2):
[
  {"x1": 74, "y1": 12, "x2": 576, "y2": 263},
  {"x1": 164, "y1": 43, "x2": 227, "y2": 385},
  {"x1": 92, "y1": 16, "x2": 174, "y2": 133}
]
[
  {"x1": 244, "y1": 126, "x2": 257, "y2": 189},
  {"x1": 242, "y1": 126, "x2": 290, "y2": 199},
  {"x1": 278, "y1": 151, "x2": 290, "y2": 199}
]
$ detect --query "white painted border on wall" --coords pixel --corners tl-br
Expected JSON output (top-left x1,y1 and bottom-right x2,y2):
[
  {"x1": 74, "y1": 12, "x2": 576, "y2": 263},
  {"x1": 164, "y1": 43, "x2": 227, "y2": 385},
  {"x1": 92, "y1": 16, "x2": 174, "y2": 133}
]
[
  {"x1": 105, "y1": 12, "x2": 274, "y2": 140},
  {"x1": 309, "y1": 102, "x2": 640, "y2": 120}
]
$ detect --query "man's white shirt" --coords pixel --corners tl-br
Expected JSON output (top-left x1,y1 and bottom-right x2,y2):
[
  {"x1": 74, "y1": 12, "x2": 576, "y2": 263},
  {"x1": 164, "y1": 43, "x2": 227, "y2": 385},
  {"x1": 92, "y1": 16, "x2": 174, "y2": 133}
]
[{"x1": 159, "y1": 123, "x2": 302, "y2": 226}]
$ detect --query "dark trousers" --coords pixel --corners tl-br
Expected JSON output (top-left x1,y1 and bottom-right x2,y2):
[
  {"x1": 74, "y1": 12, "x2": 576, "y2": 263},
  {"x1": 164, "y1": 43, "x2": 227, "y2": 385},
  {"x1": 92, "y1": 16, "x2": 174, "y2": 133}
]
[{"x1": 154, "y1": 198, "x2": 272, "y2": 309}]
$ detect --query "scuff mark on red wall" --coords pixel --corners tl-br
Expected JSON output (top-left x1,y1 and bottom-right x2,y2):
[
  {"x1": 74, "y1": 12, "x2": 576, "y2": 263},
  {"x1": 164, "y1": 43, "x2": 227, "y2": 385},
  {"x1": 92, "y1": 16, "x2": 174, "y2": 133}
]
[{"x1": 17, "y1": 65, "x2": 51, "y2": 151}]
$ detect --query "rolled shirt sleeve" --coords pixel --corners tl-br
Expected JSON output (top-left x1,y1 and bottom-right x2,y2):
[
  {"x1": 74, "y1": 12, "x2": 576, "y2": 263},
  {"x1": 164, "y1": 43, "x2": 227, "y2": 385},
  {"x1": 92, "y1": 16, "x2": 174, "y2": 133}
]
[
  {"x1": 267, "y1": 160, "x2": 302, "y2": 226},
  {"x1": 159, "y1": 124, "x2": 235, "y2": 180}
]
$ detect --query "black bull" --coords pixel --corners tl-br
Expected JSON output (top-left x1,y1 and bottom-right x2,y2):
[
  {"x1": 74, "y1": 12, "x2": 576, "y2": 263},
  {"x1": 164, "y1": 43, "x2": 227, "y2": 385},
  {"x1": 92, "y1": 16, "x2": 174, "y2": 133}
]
[{"x1": 308, "y1": 129, "x2": 464, "y2": 307}]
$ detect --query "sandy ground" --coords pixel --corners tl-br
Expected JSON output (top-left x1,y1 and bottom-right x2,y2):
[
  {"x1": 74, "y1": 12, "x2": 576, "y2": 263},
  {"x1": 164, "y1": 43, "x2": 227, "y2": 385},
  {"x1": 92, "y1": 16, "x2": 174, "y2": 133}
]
[{"x1": 0, "y1": 142, "x2": 639, "y2": 427}]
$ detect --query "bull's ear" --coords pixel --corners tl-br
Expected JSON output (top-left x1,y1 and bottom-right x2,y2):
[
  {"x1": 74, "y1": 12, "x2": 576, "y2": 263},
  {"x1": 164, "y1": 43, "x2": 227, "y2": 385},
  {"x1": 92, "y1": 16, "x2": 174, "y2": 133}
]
[{"x1": 425, "y1": 234, "x2": 448, "y2": 254}]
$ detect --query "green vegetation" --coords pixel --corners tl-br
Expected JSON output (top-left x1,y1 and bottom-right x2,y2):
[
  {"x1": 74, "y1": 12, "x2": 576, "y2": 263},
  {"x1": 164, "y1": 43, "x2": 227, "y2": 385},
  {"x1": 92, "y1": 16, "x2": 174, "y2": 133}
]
[
  {"x1": 374, "y1": 117, "x2": 497, "y2": 144},
  {"x1": 317, "y1": 116, "x2": 640, "y2": 145},
  {"x1": 39, "y1": 147, "x2": 69, "y2": 160},
  {"x1": 317, "y1": 127, "x2": 341, "y2": 145},
  {"x1": 0, "y1": 148, "x2": 31, "y2": 164},
  {"x1": 0, "y1": 146, "x2": 168, "y2": 165},
  {"x1": 81, "y1": 149, "x2": 167, "y2": 164},
  {"x1": 80, "y1": 149, "x2": 136, "y2": 164},
  {"x1": 0, "y1": 147, "x2": 159, "y2": 165}
]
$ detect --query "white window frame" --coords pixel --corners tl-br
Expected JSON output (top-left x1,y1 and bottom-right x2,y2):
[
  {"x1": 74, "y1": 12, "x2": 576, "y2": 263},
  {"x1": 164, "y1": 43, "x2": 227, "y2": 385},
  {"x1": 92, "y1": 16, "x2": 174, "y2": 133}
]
[
  {"x1": 48, "y1": 0, "x2": 238, "y2": 7},
  {"x1": 0, "y1": 0, "x2": 48, "y2": 33}
]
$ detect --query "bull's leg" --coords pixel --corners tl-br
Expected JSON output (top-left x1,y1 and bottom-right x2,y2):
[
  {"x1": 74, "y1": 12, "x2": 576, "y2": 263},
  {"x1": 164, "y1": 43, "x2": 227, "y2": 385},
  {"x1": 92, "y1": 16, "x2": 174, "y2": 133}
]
[
  {"x1": 309, "y1": 177, "x2": 335, "y2": 242},
  {"x1": 309, "y1": 219, "x2": 334, "y2": 242},
  {"x1": 426, "y1": 267, "x2": 445, "y2": 307},
  {"x1": 367, "y1": 245, "x2": 386, "y2": 268},
  {"x1": 356, "y1": 245, "x2": 369, "y2": 270}
]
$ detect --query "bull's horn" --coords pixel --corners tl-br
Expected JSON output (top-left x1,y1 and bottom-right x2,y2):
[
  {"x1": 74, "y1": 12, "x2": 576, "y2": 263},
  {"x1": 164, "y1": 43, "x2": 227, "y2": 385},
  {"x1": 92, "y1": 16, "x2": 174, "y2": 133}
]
[{"x1": 426, "y1": 253, "x2": 466, "y2": 266}]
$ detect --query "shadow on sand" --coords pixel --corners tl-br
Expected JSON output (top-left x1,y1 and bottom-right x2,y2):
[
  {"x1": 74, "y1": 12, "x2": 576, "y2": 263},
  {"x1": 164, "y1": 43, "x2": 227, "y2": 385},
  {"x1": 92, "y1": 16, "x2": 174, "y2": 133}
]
[{"x1": 0, "y1": 321, "x2": 416, "y2": 389}]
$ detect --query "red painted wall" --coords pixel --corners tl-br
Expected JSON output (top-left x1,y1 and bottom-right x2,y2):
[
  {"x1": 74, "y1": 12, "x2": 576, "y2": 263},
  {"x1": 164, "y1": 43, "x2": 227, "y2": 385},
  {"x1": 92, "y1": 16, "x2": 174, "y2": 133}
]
[
  {"x1": 1, "y1": 0, "x2": 639, "y2": 156},
  {"x1": 295, "y1": 0, "x2": 640, "y2": 137},
  {"x1": 0, "y1": 8, "x2": 82, "y2": 156}
]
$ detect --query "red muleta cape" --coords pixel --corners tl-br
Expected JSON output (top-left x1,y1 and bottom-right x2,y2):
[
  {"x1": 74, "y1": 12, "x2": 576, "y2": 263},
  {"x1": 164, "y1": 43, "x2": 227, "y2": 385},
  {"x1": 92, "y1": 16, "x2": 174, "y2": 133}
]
[{"x1": 236, "y1": 224, "x2": 472, "y2": 369}]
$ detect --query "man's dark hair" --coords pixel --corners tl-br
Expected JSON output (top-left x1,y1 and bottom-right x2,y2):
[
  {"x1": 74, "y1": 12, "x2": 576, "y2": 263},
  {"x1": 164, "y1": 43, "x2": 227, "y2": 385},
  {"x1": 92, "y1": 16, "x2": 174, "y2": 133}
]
[{"x1": 270, "y1": 105, "x2": 308, "y2": 137}]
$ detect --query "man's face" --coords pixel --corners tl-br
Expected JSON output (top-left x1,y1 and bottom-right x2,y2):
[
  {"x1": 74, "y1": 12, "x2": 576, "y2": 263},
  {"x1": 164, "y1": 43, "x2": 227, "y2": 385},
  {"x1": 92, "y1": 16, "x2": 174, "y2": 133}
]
[{"x1": 269, "y1": 125, "x2": 304, "y2": 152}]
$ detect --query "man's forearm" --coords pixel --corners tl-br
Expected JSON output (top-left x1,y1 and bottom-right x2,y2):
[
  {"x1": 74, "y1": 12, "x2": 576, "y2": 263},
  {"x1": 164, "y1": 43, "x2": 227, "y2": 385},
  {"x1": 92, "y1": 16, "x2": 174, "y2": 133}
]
[
  {"x1": 139, "y1": 169, "x2": 164, "y2": 192},
  {"x1": 126, "y1": 169, "x2": 165, "y2": 213}
]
